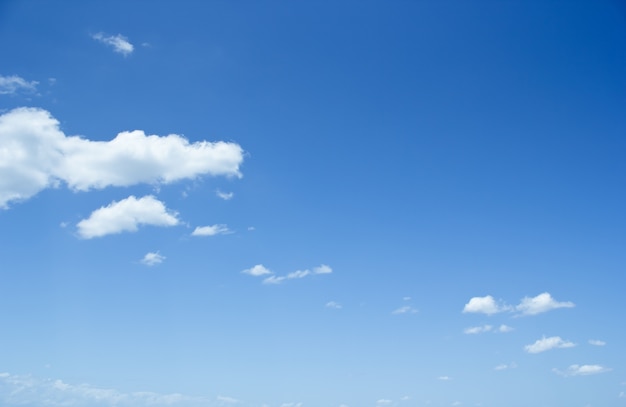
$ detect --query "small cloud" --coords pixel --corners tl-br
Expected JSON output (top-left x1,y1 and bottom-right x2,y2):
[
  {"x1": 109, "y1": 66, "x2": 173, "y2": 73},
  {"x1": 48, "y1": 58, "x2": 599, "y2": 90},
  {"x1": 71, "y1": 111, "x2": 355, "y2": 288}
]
[
  {"x1": 451, "y1": 402, "x2": 462, "y2": 406},
  {"x1": 588, "y1": 339, "x2": 606, "y2": 346},
  {"x1": 392, "y1": 305, "x2": 418, "y2": 315},
  {"x1": 191, "y1": 224, "x2": 230, "y2": 236},
  {"x1": 140, "y1": 252, "x2": 165, "y2": 266},
  {"x1": 553, "y1": 364, "x2": 611, "y2": 377},
  {"x1": 401, "y1": 396, "x2": 410, "y2": 401},
  {"x1": 92, "y1": 32, "x2": 134, "y2": 56},
  {"x1": 242, "y1": 264, "x2": 272, "y2": 276},
  {"x1": 619, "y1": 391, "x2": 625, "y2": 399},
  {"x1": 524, "y1": 336, "x2": 576, "y2": 354},
  {"x1": 515, "y1": 292, "x2": 574, "y2": 316},
  {"x1": 216, "y1": 190, "x2": 234, "y2": 200},
  {"x1": 247, "y1": 226, "x2": 255, "y2": 231},
  {"x1": 494, "y1": 362, "x2": 517, "y2": 371},
  {"x1": 260, "y1": 264, "x2": 332, "y2": 285},
  {"x1": 77, "y1": 195, "x2": 179, "y2": 238},
  {"x1": 438, "y1": 376, "x2": 451, "y2": 381},
  {"x1": 217, "y1": 395, "x2": 239, "y2": 404},
  {"x1": 497, "y1": 324, "x2": 514, "y2": 333},
  {"x1": 403, "y1": 296, "x2": 411, "y2": 301},
  {"x1": 462, "y1": 295, "x2": 509, "y2": 315},
  {"x1": 377, "y1": 400, "x2": 392, "y2": 405},
  {"x1": 0, "y1": 74, "x2": 38, "y2": 95},
  {"x1": 463, "y1": 325, "x2": 492, "y2": 334},
  {"x1": 326, "y1": 301, "x2": 342, "y2": 309}
]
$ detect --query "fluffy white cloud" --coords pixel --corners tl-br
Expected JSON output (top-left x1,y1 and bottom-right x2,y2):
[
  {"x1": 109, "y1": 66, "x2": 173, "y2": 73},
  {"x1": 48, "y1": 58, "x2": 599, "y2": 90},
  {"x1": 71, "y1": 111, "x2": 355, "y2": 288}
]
[
  {"x1": 242, "y1": 264, "x2": 272, "y2": 276},
  {"x1": 92, "y1": 32, "x2": 134, "y2": 56},
  {"x1": 497, "y1": 324, "x2": 514, "y2": 333},
  {"x1": 77, "y1": 195, "x2": 180, "y2": 238},
  {"x1": 553, "y1": 364, "x2": 611, "y2": 377},
  {"x1": 0, "y1": 74, "x2": 38, "y2": 94},
  {"x1": 0, "y1": 371, "x2": 209, "y2": 406},
  {"x1": 515, "y1": 292, "x2": 574, "y2": 316},
  {"x1": 326, "y1": 301, "x2": 342, "y2": 309},
  {"x1": 0, "y1": 108, "x2": 244, "y2": 209},
  {"x1": 588, "y1": 339, "x2": 606, "y2": 346},
  {"x1": 261, "y1": 264, "x2": 333, "y2": 284},
  {"x1": 192, "y1": 224, "x2": 230, "y2": 236},
  {"x1": 524, "y1": 336, "x2": 576, "y2": 354},
  {"x1": 141, "y1": 252, "x2": 165, "y2": 266},
  {"x1": 216, "y1": 190, "x2": 234, "y2": 200},
  {"x1": 462, "y1": 295, "x2": 508, "y2": 315},
  {"x1": 463, "y1": 325, "x2": 492, "y2": 334},
  {"x1": 392, "y1": 305, "x2": 418, "y2": 314}
]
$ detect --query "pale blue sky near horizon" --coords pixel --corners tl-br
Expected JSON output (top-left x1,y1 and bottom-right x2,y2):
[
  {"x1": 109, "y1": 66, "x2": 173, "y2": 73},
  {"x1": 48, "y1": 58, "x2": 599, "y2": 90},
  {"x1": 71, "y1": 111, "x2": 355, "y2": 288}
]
[{"x1": 1, "y1": 1, "x2": 625, "y2": 406}]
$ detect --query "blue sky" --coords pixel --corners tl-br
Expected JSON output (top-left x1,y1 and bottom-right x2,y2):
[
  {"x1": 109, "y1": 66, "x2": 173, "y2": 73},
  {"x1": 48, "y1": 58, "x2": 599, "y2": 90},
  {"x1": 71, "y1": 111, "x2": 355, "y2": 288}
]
[{"x1": 1, "y1": 1, "x2": 625, "y2": 406}]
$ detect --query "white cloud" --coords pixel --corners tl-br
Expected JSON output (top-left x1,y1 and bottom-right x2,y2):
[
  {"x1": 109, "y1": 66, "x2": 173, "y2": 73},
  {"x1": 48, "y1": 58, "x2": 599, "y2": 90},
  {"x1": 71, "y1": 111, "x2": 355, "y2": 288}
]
[
  {"x1": 260, "y1": 264, "x2": 333, "y2": 284},
  {"x1": 494, "y1": 362, "x2": 517, "y2": 371},
  {"x1": 326, "y1": 301, "x2": 342, "y2": 309},
  {"x1": 0, "y1": 371, "x2": 209, "y2": 406},
  {"x1": 588, "y1": 339, "x2": 606, "y2": 346},
  {"x1": 192, "y1": 224, "x2": 230, "y2": 236},
  {"x1": 451, "y1": 402, "x2": 462, "y2": 406},
  {"x1": 0, "y1": 74, "x2": 38, "y2": 95},
  {"x1": 242, "y1": 264, "x2": 272, "y2": 276},
  {"x1": 403, "y1": 296, "x2": 411, "y2": 301},
  {"x1": 497, "y1": 324, "x2": 514, "y2": 333},
  {"x1": 438, "y1": 376, "x2": 451, "y2": 381},
  {"x1": 515, "y1": 292, "x2": 574, "y2": 316},
  {"x1": 620, "y1": 391, "x2": 625, "y2": 399},
  {"x1": 553, "y1": 364, "x2": 611, "y2": 377},
  {"x1": 463, "y1": 325, "x2": 492, "y2": 334},
  {"x1": 0, "y1": 108, "x2": 244, "y2": 209},
  {"x1": 217, "y1": 395, "x2": 239, "y2": 404},
  {"x1": 216, "y1": 190, "x2": 234, "y2": 200},
  {"x1": 392, "y1": 305, "x2": 418, "y2": 315},
  {"x1": 524, "y1": 336, "x2": 576, "y2": 354},
  {"x1": 77, "y1": 195, "x2": 179, "y2": 238},
  {"x1": 377, "y1": 400, "x2": 392, "y2": 405},
  {"x1": 140, "y1": 252, "x2": 165, "y2": 266},
  {"x1": 92, "y1": 32, "x2": 134, "y2": 56},
  {"x1": 462, "y1": 295, "x2": 508, "y2": 315}
]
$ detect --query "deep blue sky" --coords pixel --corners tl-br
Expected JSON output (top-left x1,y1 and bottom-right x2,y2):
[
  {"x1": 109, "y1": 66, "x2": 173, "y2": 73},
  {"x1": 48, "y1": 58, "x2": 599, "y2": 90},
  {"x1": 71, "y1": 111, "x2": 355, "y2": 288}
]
[{"x1": 1, "y1": 1, "x2": 625, "y2": 406}]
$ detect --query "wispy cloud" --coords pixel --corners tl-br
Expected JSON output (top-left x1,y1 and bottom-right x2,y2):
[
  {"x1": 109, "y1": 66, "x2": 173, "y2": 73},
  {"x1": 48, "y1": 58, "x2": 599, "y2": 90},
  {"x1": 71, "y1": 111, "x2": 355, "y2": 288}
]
[
  {"x1": 0, "y1": 371, "x2": 209, "y2": 406},
  {"x1": 0, "y1": 108, "x2": 244, "y2": 209},
  {"x1": 392, "y1": 305, "x2": 418, "y2": 315},
  {"x1": 192, "y1": 224, "x2": 230, "y2": 236},
  {"x1": 437, "y1": 376, "x2": 451, "y2": 381},
  {"x1": 261, "y1": 264, "x2": 333, "y2": 285},
  {"x1": 0, "y1": 74, "x2": 38, "y2": 95},
  {"x1": 515, "y1": 292, "x2": 574, "y2": 316},
  {"x1": 326, "y1": 301, "x2": 342, "y2": 309},
  {"x1": 92, "y1": 32, "x2": 134, "y2": 56},
  {"x1": 216, "y1": 190, "x2": 234, "y2": 200},
  {"x1": 217, "y1": 395, "x2": 239, "y2": 404},
  {"x1": 464, "y1": 325, "x2": 492, "y2": 334},
  {"x1": 77, "y1": 195, "x2": 179, "y2": 238},
  {"x1": 497, "y1": 324, "x2": 514, "y2": 333},
  {"x1": 588, "y1": 339, "x2": 606, "y2": 346},
  {"x1": 494, "y1": 362, "x2": 517, "y2": 371},
  {"x1": 524, "y1": 336, "x2": 575, "y2": 354},
  {"x1": 552, "y1": 364, "x2": 611, "y2": 377},
  {"x1": 140, "y1": 252, "x2": 165, "y2": 266}
]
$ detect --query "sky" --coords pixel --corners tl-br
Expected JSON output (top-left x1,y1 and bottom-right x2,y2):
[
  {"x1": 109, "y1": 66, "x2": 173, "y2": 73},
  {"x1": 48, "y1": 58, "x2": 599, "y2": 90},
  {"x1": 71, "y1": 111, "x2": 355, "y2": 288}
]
[{"x1": 1, "y1": 0, "x2": 625, "y2": 406}]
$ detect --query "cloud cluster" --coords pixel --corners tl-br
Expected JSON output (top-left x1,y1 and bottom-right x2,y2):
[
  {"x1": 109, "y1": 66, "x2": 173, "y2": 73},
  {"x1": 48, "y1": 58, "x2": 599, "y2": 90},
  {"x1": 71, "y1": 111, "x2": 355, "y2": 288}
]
[
  {"x1": 92, "y1": 33, "x2": 134, "y2": 56},
  {"x1": 392, "y1": 305, "x2": 418, "y2": 315},
  {"x1": 524, "y1": 336, "x2": 575, "y2": 354},
  {"x1": 0, "y1": 372, "x2": 209, "y2": 406},
  {"x1": 77, "y1": 195, "x2": 179, "y2": 238},
  {"x1": 0, "y1": 74, "x2": 38, "y2": 95},
  {"x1": 0, "y1": 108, "x2": 244, "y2": 209},
  {"x1": 462, "y1": 293, "x2": 574, "y2": 316},
  {"x1": 326, "y1": 301, "x2": 342, "y2": 309},
  {"x1": 552, "y1": 364, "x2": 611, "y2": 377},
  {"x1": 242, "y1": 264, "x2": 332, "y2": 284}
]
